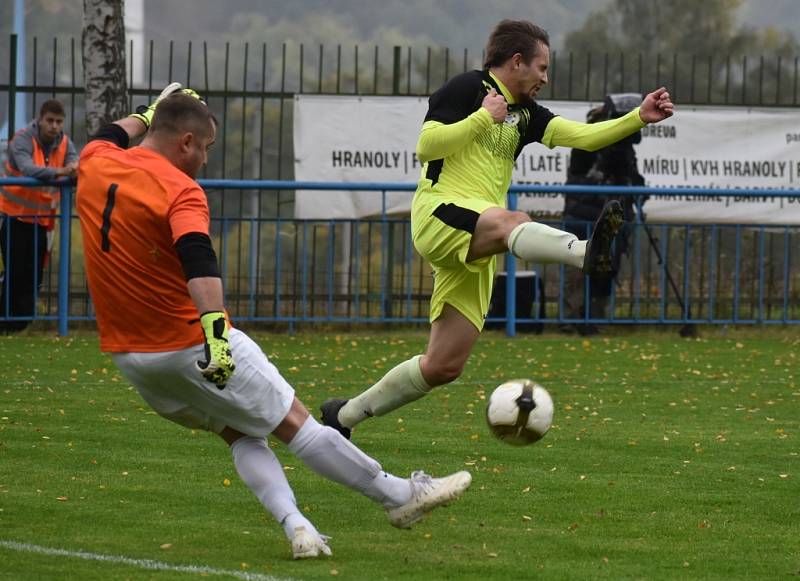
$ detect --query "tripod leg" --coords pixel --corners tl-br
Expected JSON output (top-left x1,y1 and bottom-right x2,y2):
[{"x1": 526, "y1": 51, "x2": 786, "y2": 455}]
[
  {"x1": 639, "y1": 220, "x2": 698, "y2": 337},
  {"x1": 641, "y1": 223, "x2": 687, "y2": 311}
]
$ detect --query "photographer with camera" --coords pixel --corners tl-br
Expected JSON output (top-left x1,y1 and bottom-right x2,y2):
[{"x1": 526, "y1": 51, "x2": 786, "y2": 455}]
[{"x1": 561, "y1": 94, "x2": 645, "y2": 336}]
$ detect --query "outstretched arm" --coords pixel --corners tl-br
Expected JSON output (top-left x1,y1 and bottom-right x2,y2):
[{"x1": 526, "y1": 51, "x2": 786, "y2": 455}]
[
  {"x1": 543, "y1": 87, "x2": 674, "y2": 152},
  {"x1": 543, "y1": 110, "x2": 645, "y2": 152}
]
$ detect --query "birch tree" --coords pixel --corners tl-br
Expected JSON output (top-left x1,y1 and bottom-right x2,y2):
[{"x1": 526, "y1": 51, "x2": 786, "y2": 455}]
[{"x1": 82, "y1": 0, "x2": 127, "y2": 137}]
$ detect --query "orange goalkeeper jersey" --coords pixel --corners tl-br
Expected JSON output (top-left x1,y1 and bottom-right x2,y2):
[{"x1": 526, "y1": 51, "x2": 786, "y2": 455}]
[{"x1": 76, "y1": 139, "x2": 210, "y2": 352}]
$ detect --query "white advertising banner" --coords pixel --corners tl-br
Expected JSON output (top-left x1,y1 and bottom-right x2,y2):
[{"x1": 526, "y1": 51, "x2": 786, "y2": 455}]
[{"x1": 294, "y1": 94, "x2": 800, "y2": 223}]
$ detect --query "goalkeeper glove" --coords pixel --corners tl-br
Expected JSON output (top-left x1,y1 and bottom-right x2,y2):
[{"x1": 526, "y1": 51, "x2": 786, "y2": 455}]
[
  {"x1": 179, "y1": 87, "x2": 206, "y2": 105},
  {"x1": 196, "y1": 311, "x2": 235, "y2": 389},
  {"x1": 129, "y1": 82, "x2": 183, "y2": 129},
  {"x1": 130, "y1": 84, "x2": 208, "y2": 128}
]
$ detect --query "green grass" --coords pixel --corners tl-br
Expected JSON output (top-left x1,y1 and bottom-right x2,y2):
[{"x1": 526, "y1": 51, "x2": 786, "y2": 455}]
[{"x1": 1, "y1": 329, "x2": 798, "y2": 580}]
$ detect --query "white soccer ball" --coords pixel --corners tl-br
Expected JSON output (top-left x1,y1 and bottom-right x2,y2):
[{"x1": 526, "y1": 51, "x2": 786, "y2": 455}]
[{"x1": 485, "y1": 379, "x2": 554, "y2": 446}]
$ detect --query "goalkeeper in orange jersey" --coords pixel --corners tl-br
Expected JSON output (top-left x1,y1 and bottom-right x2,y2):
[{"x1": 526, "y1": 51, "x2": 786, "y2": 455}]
[{"x1": 76, "y1": 83, "x2": 471, "y2": 560}]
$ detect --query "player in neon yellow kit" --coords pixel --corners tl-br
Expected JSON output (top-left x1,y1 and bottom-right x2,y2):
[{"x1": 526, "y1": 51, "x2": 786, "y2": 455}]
[{"x1": 323, "y1": 19, "x2": 674, "y2": 437}]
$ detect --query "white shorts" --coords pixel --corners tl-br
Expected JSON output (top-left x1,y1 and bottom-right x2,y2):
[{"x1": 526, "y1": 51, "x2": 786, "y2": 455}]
[{"x1": 112, "y1": 329, "x2": 295, "y2": 437}]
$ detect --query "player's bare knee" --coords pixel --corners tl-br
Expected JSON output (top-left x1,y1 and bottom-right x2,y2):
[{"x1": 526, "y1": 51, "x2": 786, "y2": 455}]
[
  {"x1": 424, "y1": 360, "x2": 464, "y2": 386},
  {"x1": 501, "y1": 211, "x2": 531, "y2": 244},
  {"x1": 502, "y1": 211, "x2": 531, "y2": 240},
  {"x1": 510, "y1": 210, "x2": 530, "y2": 226}
]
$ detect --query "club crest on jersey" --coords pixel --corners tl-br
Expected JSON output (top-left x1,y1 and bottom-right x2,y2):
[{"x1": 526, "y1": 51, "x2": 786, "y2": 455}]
[{"x1": 504, "y1": 112, "x2": 521, "y2": 126}]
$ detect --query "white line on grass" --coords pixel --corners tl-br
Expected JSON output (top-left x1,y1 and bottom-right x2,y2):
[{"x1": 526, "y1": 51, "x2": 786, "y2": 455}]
[
  {"x1": 0, "y1": 540, "x2": 297, "y2": 581},
  {"x1": 7, "y1": 380, "x2": 488, "y2": 387}
]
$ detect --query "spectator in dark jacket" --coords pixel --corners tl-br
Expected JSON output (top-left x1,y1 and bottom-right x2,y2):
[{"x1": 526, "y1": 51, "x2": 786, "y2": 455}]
[{"x1": 561, "y1": 96, "x2": 644, "y2": 335}]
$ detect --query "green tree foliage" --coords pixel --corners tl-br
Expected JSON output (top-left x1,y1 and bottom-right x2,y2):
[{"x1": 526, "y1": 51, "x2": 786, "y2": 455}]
[
  {"x1": 563, "y1": 0, "x2": 799, "y2": 103},
  {"x1": 565, "y1": 0, "x2": 798, "y2": 56}
]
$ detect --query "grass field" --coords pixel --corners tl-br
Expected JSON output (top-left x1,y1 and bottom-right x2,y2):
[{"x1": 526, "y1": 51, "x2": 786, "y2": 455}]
[{"x1": 0, "y1": 328, "x2": 798, "y2": 580}]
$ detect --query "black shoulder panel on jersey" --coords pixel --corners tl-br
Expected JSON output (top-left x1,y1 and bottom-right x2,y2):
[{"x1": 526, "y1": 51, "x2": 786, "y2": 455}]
[
  {"x1": 175, "y1": 232, "x2": 220, "y2": 281},
  {"x1": 523, "y1": 101, "x2": 557, "y2": 146},
  {"x1": 425, "y1": 70, "x2": 488, "y2": 125},
  {"x1": 89, "y1": 123, "x2": 130, "y2": 149}
]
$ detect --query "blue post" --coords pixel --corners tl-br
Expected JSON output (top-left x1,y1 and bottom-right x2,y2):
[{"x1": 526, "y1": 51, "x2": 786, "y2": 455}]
[
  {"x1": 634, "y1": 196, "x2": 644, "y2": 320},
  {"x1": 57, "y1": 183, "x2": 72, "y2": 336},
  {"x1": 380, "y1": 190, "x2": 388, "y2": 319},
  {"x1": 327, "y1": 221, "x2": 335, "y2": 319},
  {"x1": 248, "y1": 217, "x2": 258, "y2": 319},
  {"x1": 273, "y1": 216, "x2": 281, "y2": 319},
  {"x1": 505, "y1": 192, "x2": 518, "y2": 337}
]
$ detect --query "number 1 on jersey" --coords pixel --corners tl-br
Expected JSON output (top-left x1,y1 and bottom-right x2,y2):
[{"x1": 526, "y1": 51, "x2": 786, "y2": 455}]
[{"x1": 101, "y1": 183, "x2": 118, "y2": 252}]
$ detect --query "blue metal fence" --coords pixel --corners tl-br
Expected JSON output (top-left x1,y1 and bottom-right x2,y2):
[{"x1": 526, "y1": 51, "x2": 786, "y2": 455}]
[{"x1": 1, "y1": 177, "x2": 798, "y2": 336}]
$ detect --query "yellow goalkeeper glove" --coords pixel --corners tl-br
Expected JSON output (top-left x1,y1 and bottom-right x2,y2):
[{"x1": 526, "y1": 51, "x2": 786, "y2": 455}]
[
  {"x1": 130, "y1": 84, "x2": 207, "y2": 128},
  {"x1": 196, "y1": 311, "x2": 235, "y2": 389},
  {"x1": 129, "y1": 82, "x2": 183, "y2": 129},
  {"x1": 179, "y1": 87, "x2": 206, "y2": 105}
]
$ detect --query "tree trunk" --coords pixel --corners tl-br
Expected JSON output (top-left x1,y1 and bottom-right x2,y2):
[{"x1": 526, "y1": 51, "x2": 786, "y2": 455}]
[{"x1": 82, "y1": 0, "x2": 127, "y2": 138}]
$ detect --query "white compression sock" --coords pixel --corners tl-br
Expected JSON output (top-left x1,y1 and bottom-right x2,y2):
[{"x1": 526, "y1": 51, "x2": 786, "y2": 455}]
[
  {"x1": 288, "y1": 417, "x2": 412, "y2": 508},
  {"x1": 507, "y1": 221, "x2": 587, "y2": 268},
  {"x1": 338, "y1": 355, "x2": 432, "y2": 429},
  {"x1": 230, "y1": 436, "x2": 317, "y2": 540}
]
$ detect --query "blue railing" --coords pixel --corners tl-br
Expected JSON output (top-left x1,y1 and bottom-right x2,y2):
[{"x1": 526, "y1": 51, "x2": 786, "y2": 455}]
[
  {"x1": 1, "y1": 177, "x2": 799, "y2": 336},
  {"x1": 0, "y1": 176, "x2": 74, "y2": 336}
]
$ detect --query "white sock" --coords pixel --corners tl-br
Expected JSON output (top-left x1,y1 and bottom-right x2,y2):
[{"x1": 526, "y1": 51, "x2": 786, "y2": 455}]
[
  {"x1": 507, "y1": 221, "x2": 587, "y2": 268},
  {"x1": 288, "y1": 416, "x2": 412, "y2": 508},
  {"x1": 339, "y1": 355, "x2": 432, "y2": 428},
  {"x1": 369, "y1": 471, "x2": 413, "y2": 508},
  {"x1": 283, "y1": 514, "x2": 314, "y2": 539},
  {"x1": 230, "y1": 436, "x2": 317, "y2": 540}
]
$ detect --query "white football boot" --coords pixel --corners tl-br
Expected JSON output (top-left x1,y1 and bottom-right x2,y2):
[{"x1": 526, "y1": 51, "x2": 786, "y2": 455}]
[
  {"x1": 387, "y1": 470, "x2": 472, "y2": 529},
  {"x1": 291, "y1": 526, "x2": 332, "y2": 559}
]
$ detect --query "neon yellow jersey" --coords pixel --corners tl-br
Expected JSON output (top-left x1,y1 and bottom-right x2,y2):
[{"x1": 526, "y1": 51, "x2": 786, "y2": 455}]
[
  {"x1": 414, "y1": 70, "x2": 555, "y2": 208},
  {"x1": 413, "y1": 69, "x2": 646, "y2": 211}
]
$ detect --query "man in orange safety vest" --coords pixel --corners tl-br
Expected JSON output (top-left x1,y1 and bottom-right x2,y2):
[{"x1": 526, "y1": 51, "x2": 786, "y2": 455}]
[{"x1": 1, "y1": 99, "x2": 78, "y2": 333}]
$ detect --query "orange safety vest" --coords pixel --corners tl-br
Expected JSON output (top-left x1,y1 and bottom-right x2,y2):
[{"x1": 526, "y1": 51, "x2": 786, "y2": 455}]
[{"x1": 1, "y1": 130, "x2": 68, "y2": 229}]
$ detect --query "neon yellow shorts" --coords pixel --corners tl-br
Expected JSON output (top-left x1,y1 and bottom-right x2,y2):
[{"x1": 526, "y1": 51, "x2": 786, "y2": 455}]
[{"x1": 412, "y1": 194, "x2": 501, "y2": 331}]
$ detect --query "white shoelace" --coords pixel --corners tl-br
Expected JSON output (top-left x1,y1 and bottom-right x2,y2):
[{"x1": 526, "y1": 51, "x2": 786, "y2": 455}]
[
  {"x1": 294, "y1": 527, "x2": 332, "y2": 545},
  {"x1": 409, "y1": 471, "x2": 436, "y2": 498}
]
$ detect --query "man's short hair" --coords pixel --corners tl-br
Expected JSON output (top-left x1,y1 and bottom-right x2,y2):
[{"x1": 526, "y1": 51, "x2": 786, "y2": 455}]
[
  {"x1": 39, "y1": 99, "x2": 65, "y2": 118},
  {"x1": 484, "y1": 19, "x2": 550, "y2": 69},
  {"x1": 150, "y1": 93, "x2": 216, "y2": 138}
]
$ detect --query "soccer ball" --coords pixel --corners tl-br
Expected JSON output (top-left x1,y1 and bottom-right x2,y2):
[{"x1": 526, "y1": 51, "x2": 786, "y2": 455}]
[{"x1": 485, "y1": 379, "x2": 554, "y2": 446}]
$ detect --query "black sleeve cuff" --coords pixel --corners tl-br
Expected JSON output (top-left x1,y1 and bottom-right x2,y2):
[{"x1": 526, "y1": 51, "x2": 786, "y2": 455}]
[
  {"x1": 89, "y1": 124, "x2": 130, "y2": 148},
  {"x1": 175, "y1": 232, "x2": 220, "y2": 280}
]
